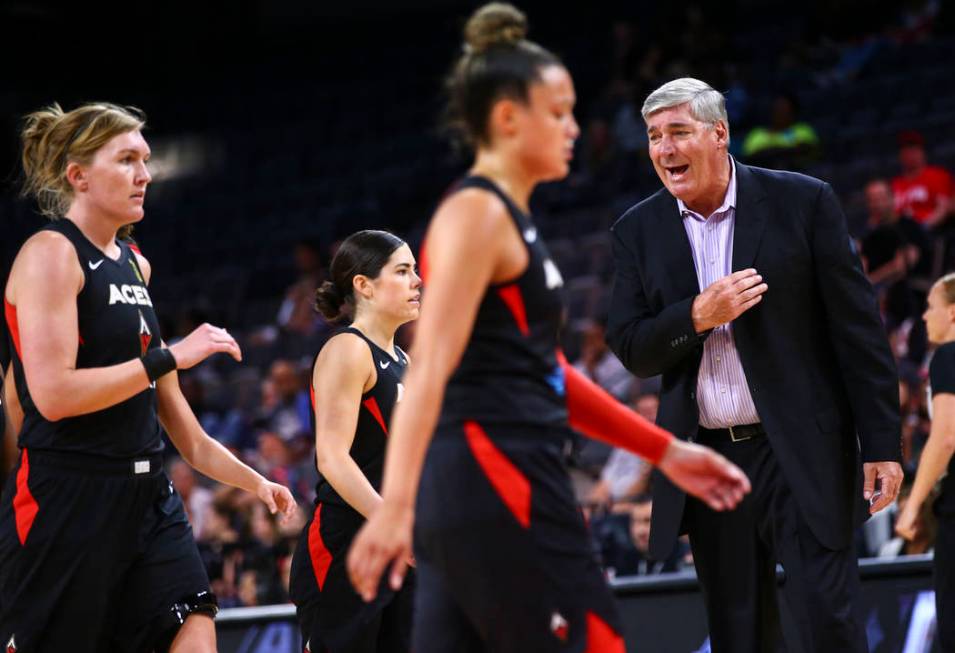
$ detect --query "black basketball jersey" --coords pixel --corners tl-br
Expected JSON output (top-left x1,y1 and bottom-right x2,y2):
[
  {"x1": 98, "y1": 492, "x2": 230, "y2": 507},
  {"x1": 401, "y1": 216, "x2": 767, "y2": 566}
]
[
  {"x1": 310, "y1": 327, "x2": 407, "y2": 509},
  {"x1": 4, "y1": 219, "x2": 164, "y2": 458},
  {"x1": 437, "y1": 176, "x2": 568, "y2": 433}
]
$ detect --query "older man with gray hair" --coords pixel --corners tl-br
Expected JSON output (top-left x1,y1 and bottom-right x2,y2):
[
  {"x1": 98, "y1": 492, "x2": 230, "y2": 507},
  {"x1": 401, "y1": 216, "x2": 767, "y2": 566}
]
[{"x1": 606, "y1": 77, "x2": 903, "y2": 652}]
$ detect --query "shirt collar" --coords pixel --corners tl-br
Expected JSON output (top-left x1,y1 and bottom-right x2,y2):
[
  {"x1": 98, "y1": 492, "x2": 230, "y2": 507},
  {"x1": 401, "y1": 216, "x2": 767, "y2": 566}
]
[{"x1": 678, "y1": 156, "x2": 737, "y2": 221}]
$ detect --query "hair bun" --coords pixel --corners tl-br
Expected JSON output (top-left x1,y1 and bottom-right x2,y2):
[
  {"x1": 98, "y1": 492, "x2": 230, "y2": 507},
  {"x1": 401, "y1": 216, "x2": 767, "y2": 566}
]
[
  {"x1": 464, "y1": 3, "x2": 527, "y2": 54},
  {"x1": 314, "y1": 280, "x2": 347, "y2": 321}
]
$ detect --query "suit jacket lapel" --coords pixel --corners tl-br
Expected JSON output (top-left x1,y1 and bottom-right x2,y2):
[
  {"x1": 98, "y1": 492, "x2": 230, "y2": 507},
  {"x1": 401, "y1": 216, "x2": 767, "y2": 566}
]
[
  {"x1": 652, "y1": 191, "x2": 700, "y2": 295},
  {"x1": 732, "y1": 162, "x2": 769, "y2": 270}
]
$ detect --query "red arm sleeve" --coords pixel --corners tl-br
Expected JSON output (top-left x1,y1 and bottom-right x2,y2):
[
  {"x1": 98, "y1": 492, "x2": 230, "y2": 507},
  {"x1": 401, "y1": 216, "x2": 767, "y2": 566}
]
[{"x1": 558, "y1": 351, "x2": 672, "y2": 465}]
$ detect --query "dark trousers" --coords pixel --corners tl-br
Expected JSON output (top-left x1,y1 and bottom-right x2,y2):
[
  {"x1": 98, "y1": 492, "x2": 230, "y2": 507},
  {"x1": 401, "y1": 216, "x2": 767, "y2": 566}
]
[
  {"x1": 936, "y1": 513, "x2": 955, "y2": 652},
  {"x1": 683, "y1": 432, "x2": 867, "y2": 653}
]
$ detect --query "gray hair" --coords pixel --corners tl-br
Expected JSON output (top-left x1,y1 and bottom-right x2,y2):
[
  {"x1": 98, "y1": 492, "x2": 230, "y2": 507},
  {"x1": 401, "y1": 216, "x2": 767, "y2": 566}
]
[{"x1": 642, "y1": 77, "x2": 730, "y2": 142}]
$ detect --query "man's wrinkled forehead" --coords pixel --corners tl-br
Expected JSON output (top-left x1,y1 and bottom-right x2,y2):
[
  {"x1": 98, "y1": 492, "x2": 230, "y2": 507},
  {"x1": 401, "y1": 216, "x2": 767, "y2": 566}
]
[{"x1": 645, "y1": 104, "x2": 700, "y2": 132}]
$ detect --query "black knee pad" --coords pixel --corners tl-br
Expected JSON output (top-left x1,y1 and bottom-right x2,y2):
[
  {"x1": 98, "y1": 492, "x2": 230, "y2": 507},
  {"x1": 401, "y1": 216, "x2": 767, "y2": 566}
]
[{"x1": 154, "y1": 590, "x2": 219, "y2": 652}]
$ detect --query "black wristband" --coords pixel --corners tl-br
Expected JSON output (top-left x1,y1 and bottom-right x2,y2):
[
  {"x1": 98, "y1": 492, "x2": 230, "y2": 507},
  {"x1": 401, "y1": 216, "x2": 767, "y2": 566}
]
[{"x1": 141, "y1": 347, "x2": 177, "y2": 382}]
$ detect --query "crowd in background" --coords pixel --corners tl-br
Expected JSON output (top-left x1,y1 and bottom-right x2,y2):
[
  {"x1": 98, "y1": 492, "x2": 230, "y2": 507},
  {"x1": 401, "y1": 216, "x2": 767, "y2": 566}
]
[{"x1": 3, "y1": 0, "x2": 953, "y2": 608}]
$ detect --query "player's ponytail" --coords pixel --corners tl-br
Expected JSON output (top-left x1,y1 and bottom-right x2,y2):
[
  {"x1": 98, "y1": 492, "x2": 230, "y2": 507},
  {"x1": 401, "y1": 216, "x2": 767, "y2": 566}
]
[{"x1": 444, "y1": 2, "x2": 562, "y2": 149}]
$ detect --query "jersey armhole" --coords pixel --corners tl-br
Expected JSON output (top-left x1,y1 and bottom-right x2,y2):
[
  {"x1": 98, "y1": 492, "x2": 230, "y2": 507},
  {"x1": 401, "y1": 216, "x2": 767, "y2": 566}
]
[
  {"x1": 467, "y1": 188, "x2": 533, "y2": 289},
  {"x1": 37, "y1": 227, "x2": 89, "y2": 296},
  {"x1": 331, "y1": 329, "x2": 379, "y2": 397}
]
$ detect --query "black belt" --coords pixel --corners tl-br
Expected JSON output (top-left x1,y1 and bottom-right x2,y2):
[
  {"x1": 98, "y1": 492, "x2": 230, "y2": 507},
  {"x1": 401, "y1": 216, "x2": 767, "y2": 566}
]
[{"x1": 697, "y1": 423, "x2": 765, "y2": 443}]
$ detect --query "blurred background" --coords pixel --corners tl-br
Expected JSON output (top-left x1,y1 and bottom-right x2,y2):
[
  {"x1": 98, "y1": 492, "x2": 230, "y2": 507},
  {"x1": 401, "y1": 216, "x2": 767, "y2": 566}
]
[{"x1": 2, "y1": 0, "x2": 954, "y2": 648}]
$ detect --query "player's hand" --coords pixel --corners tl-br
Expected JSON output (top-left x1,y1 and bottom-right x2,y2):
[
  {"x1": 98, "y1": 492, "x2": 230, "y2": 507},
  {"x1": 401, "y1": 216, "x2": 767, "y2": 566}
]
[
  {"x1": 169, "y1": 323, "x2": 242, "y2": 368},
  {"x1": 863, "y1": 461, "x2": 903, "y2": 515},
  {"x1": 691, "y1": 268, "x2": 767, "y2": 333},
  {"x1": 347, "y1": 501, "x2": 414, "y2": 602},
  {"x1": 894, "y1": 501, "x2": 920, "y2": 541},
  {"x1": 658, "y1": 439, "x2": 751, "y2": 511},
  {"x1": 256, "y1": 479, "x2": 297, "y2": 524}
]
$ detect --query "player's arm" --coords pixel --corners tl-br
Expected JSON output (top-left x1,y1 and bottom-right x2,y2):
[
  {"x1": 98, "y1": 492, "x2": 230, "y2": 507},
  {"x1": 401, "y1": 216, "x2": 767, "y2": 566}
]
[
  {"x1": 312, "y1": 333, "x2": 383, "y2": 519},
  {"x1": 156, "y1": 368, "x2": 295, "y2": 520},
  {"x1": 10, "y1": 237, "x2": 240, "y2": 422},
  {"x1": 559, "y1": 351, "x2": 671, "y2": 464},
  {"x1": 1, "y1": 365, "x2": 22, "y2": 475},
  {"x1": 897, "y1": 392, "x2": 955, "y2": 538},
  {"x1": 559, "y1": 353, "x2": 749, "y2": 510},
  {"x1": 347, "y1": 189, "x2": 512, "y2": 600},
  {"x1": 11, "y1": 232, "x2": 157, "y2": 420}
]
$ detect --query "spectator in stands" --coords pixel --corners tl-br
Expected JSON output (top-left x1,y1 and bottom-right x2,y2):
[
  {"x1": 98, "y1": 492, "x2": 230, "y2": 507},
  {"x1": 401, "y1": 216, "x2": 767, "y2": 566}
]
[
  {"x1": 863, "y1": 178, "x2": 930, "y2": 281},
  {"x1": 252, "y1": 430, "x2": 313, "y2": 502},
  {"x1": 242, "y1": 503, "x2": 292, "y2": 603},
  {"x1": 899, "y1": 377, "x2": 931, "y2": 475},
  {"x1": 571, "y1": 317, "x2": 638, "y2": 475},
  {"x1": 861, "y1": 178, "x2": 931, "y2": 327},
  {"x1": 892, "y1": 130, "x2": 953, "y2": 229},
  {"x1": 170, "y1": 457, "x2": 215, "y2": 539},
  {"x1": 597, "y1": 495, "x2": 685, "y2": 577},
  {"x1": 574, "y1": 115, "x2": 628, "y2": 199},
  {"x1": 573, "y1": 317, "x2": 636, "y2": 402},
  {"x1": 741, "y1": 93, "x2": 820, "y2": 170},
  {"x1": 277, "y1": 240, "x2": 327, "y2": 337},
  {"x1": 179, "y1": 371, "x2": 251, "y2": 450},
  {"x1": 259, "y1": 359, "x2": 311, "y2": 450},
  {"x1": 587, "y1": 392, "x2": 658, "y2": 507},
  {"x1": 196, "y1": 497, "x2": 242, "y2": 608}
]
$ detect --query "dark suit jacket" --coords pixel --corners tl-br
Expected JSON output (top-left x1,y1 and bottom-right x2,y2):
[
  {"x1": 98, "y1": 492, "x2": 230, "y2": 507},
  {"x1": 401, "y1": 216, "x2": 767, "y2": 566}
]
[{"x1": 606, "y1": 161, "x2": 901, "y2": 560}]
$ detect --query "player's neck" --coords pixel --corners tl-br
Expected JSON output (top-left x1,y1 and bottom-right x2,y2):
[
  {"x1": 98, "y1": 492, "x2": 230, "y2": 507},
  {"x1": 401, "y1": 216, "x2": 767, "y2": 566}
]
[
  {"x1": 470, "y1": 151, "x2": 535, "y2": 214},
  {"x1": 351, "y1": 316, "x2": 398, "y2": 357},
  {"x1": 64, "y1": 204, "x2": 121, "y2": 255}
]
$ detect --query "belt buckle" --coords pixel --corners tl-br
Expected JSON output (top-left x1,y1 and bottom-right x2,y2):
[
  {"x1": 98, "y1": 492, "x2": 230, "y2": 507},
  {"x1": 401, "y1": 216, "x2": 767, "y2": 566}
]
[{"x1": 728, "y1": 426, "x2": 751, "y2": 442}]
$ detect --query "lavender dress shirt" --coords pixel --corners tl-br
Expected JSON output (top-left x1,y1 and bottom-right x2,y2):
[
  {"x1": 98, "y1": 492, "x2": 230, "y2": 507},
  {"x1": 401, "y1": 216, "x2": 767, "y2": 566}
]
[{"x1": 678, "y1": 159, "x2": 761, "y2": 429}]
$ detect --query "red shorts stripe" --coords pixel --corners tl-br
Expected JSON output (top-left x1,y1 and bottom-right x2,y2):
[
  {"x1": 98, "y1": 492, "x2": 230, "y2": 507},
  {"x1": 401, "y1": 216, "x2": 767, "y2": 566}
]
[
  {"x1": 4, "y1": 299, "x2": 22, "y2": 361},
  {"x1": 13, "y1": 449, "x2": 39, "y2": 546},
  {"x1": 463, "y1": 421, "x2": 531, "y2": 529},
  {"x1": 363, "y1": 397, "x2": 388, "y2": 435},
  {"x1": 584, "y1": 611, "x2": 625, "y2": 653},
  {"x1": 308, "y1": 503, "x2": 333, "y2": 590},
  {"x1": 496, "y1": 284, "x2": 530, "y2": 336}
]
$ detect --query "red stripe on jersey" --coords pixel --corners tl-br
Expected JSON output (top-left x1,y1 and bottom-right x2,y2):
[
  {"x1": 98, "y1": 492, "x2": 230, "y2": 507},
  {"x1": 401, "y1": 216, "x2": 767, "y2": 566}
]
[
  {"x1": 419, "y1": 239, "x2": 429, "y2": 284},
  {"x1": 308, "y1": 503, "x2": 333, "y2": 590},
  {"x1": 496, "y1": 284, "x2": 529, "y2": 336},
  {"x1": 3, "y1": 299, "x2": 21, "y2": 360},
  {"x1": 3, "y1": 299, "x2": 83, "y2": 353},
  {"x1": 463, "y1": 420, "x2": 531, "y2": 529},
  {"x1": 584, "y1": 611, "x2": 625, "y2": 653},
  {"x1": 128, "y1": 242, "x2": 142, "y2": 255},
  {"x1": 13, "y1": 449, "x2": 39, "y2": 546},
  {"x1": 309, "y1": 383, "x2": 316, "y2": 411},
  {"x1": 363, "y1": 397, "x2": 388, "y2": 435}
]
